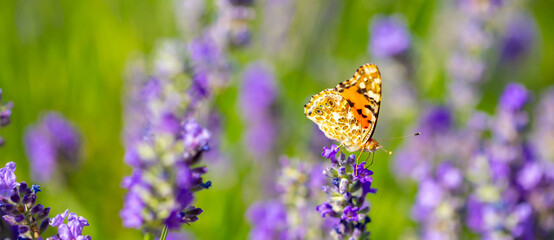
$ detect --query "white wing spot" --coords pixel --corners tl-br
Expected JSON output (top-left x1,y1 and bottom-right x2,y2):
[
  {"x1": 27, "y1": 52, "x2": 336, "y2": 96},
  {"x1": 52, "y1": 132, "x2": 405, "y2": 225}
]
[{"x1": 359, "y1": 82, "x2": 366, "y2": 89}]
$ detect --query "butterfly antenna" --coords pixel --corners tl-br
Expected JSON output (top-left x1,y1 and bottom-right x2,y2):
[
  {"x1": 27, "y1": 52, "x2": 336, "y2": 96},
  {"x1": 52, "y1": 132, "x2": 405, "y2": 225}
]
[
  {"x1": 382, "y1": 132, "x2": 421, "y2": 141},
  {"x1": 379, "y1": 145, "x2": 392, "y2": 155}
]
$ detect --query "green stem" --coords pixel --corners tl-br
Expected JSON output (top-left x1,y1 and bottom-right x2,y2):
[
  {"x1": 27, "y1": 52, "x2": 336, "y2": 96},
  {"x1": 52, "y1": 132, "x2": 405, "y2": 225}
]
[
  {"x1": 160, "y1": 225, "x2": 169, "y2": 240},
  {"x1": 143, "y1": 232, "x2": 154, "y2": 240}
]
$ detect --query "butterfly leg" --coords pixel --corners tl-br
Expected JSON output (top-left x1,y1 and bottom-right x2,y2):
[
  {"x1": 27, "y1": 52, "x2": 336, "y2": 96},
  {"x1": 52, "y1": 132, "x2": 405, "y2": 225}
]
[
  {"x1": 368, "y1": 152, "x2": 375, "y2": 167},
  {"x1": 355, "y1": 150, "x2": 364, "y2": 166},
  {"x1": 337, "y1": 142, "x2": 344, "y2": 150},
  {"x1": 355, "y1": 128, "x2": 372, "y2": 165}
]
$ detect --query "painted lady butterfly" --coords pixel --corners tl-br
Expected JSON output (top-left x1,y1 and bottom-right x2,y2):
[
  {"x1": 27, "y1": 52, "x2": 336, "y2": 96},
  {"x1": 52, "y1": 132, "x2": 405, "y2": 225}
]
[{"x1": 305, "y1": 64, "x2": 383, "y2": 154}]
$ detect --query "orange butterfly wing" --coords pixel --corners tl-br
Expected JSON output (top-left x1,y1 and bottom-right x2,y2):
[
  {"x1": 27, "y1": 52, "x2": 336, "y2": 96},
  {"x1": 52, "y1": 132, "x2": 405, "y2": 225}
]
[{"x1": 335, "y1": 64, "x2": 382, "y2": 139}]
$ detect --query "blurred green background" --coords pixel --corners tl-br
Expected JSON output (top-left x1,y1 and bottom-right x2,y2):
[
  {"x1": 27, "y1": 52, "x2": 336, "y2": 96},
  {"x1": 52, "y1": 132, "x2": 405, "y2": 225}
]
[{"x1": 1, "y1": 0, "x2": 553, "y2": 239}]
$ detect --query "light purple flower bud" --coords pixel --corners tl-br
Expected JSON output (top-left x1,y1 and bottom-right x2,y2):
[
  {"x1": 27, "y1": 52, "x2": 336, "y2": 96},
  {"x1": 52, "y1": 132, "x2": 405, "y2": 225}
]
[{"x1": 0, "y1": 162, "x2": 17, "y2": 196}]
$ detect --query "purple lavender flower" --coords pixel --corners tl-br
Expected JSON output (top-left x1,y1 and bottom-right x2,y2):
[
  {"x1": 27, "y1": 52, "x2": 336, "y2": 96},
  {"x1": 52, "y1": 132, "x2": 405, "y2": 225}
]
[
  {"x1": 499, "y1": 82, "x2": 529, "y2": 111},
  {"x1": 189, "y1": 35, "x2": 221, "y2": 75},
  {"x1": 0, "y1": 178, "x2": 51, "y2": 239},
  {"x1": 395, "y1": 83, "x2": 554, "y2": 239},
  {"x1": 436, "y1": 162, "x2": 462, "y2": 190},
  {"x1": 239, "y1": 62, "x2": 278, "y2": 158},
  {"x1": 48, "y1": 209, "x2": 91, "y2": 240},
  {"x1": 353, "y1": 162, "x2": 373, "y2": 183},
  {"x1": 187, "y1": 34, "x2": 231, "y2": 89},
  {"x1": 24, "y1": 112, "x2": 82, "y2": 182},
  {"x1": 0, "y1": 162, "x2": 17, "y2": 196},
  {"x1": 393, "y1": 106, "x2": 457, "y2": 181},
  {"x1": 182, "y1": 119, "x2": 211, "y2": 159},
  {"x1": 321, "y1": 145, "x2": 339, "y2": 162},
  {"x1": 412, "y1": 179, "x2": 443, "y2": 221},
  {"x1": 248, "y1": 158, "x2": 332, "y2": 239},
  {"x1": 319, "y1": 146, "x2": 374, "y2": 239},
  {"x1": 341, "y1": 206, "x2": 360, "y2": 222},
  {"x1": 121, "y1": 47, "x2": 213, "y2": 234},
  {"x1": 316, "y1": 203, "x2": 334, "y2": 217},
  {"x1": 247, "y1": 200, "x2": 288, "y2": 240},
  {"x1": 0, "y1": 162, "x2": 94, "y2": 239},
  {"x1": 500, "y1": 13, "x2": 535, "y2": 62},
  {"x1": 240, "y1": 62, "x2": 278, "y2": 121},
  {"x1": 120, "y1": 117, "x2": 212, "y2": 232},
  {"x1": 369, "y1": 15, "x2": 411, "y2": 58},
  {"x1": 0, "y1": 89, "x2": 13, "y2": 146}
]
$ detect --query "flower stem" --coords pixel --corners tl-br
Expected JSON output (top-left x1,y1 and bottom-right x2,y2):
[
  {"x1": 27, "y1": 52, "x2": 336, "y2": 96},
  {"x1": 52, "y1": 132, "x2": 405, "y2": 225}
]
[
  {"x1": 160, "y1": 225, "x2": 168, "y2": 240},
  {"x1": 144, "y1": 233, "x2": 154, "y2": 240}
]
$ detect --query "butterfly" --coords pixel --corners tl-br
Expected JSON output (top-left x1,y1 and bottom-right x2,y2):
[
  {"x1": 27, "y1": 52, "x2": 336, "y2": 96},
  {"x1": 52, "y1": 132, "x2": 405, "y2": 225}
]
[{"x1": 304, "y1": 64, "x2": 384, "y2": 155}]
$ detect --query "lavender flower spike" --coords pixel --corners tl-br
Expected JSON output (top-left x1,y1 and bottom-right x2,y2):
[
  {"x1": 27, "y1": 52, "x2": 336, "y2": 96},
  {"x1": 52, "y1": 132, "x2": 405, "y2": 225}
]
[
  {"x1": 0, "y1": 162, "x2": 52, "y2": 239},
  {"x1": 247, "y1": 158, "x2": 331, "y2": 239},
  {"x1": 24, "y1": 112, "x2": 82, "y2": 182},
  {"x1": 120, "y1": 50, "x2": 212, "y2": 233},
  {"x1": 319, "y1": 146, "x2": 375, "y2": 240}
]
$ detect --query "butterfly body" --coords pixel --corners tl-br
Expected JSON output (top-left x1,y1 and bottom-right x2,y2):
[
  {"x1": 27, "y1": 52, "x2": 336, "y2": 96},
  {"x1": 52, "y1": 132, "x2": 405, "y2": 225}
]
[{"x1": 305, "y1": 64, "x2": 382, "y2": 153}]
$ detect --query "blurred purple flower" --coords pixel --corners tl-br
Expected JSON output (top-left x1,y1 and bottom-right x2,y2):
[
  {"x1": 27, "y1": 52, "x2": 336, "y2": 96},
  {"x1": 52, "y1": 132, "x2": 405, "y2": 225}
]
[
  {"x1": 24, "y1": 127, "x2": 56, "y2": 182},
  {"x1": 120, "y1": 118, "x2": 211, "y2": 231},
  {"x1": 239, "y1": 62, "x2": 279, "y2": 158},
  {"x1": 501, "y1": 14, "x2": 535, "y2": 62},
  {"x1": 517, "y1": 162, "x2": 542, "y2": 190},
  {"x1": 182, "y1": 119, "x2": 211, "y2": 159},
  {"x1": 422, "y1": 106, "x2": 452, "y2": 134},
  {"x1": 396, "y1": 83, "x2": 554, "y2": 238},
  {"x1": 500, "y1": 83, "x2": 529, "y2": 111},
  {"x1": 369, "y1": 15, "x2": 411, "y2": 58},
  {"x1": 436, "y1": 162, "x2": 462, "y2": 189},
  {"x1": 189, "y1": 71, "x2": 210, "y2": 101},
  {"x1": 240, "y1": 62, "x2": 277, "y2": 121},
  {"x1": 247, "y1": 201, "x2": 288, "y2": 240},
  {"x1": 189, "y1": 35, "x2": 222, "y2": 74},
  {"x1": 466, "y1": 195, "x2": 484, "y2": 233},
  {"x1": 412, "y1": 179, "x2": 443, "y2": 221},
  {"x1": 248, "y1": 158, "x2": 331, "y2": 239},
  {"x1": 121, "y1": 54, "x2": 212, "y2": 232},
  {"x1": 393, "y1": 105, "x2": 457, "y2": 181},
  {"x1": 24, "y1": 112, "x2": 82, "y2": 182}
]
